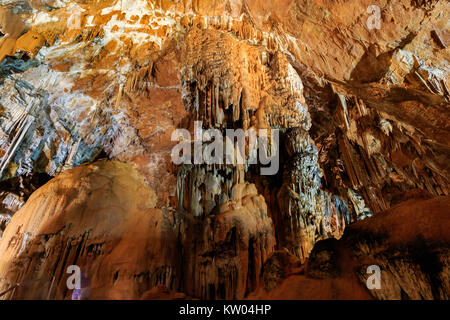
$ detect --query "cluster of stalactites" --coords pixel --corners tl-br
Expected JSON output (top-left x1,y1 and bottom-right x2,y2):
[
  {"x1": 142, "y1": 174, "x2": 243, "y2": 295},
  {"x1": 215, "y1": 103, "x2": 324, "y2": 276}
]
[
  {"x1": 276, "y1": 127, "x2": 349, "y2": 260},
  {"x1": 0, "y1": 69, "x2": 117, "y2": 184}
]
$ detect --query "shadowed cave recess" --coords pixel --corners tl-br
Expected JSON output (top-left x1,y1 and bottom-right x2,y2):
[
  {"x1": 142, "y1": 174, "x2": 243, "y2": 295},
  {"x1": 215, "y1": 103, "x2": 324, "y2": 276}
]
[{"x1": 0, "y1": 0, "x2": 448, "y2": 300}]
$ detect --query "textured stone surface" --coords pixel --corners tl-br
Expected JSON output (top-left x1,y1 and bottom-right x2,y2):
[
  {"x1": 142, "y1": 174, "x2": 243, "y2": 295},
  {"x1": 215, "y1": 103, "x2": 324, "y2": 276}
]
[
  {"x1": 180, "y1": 182, "x2": 275, "y2": 299},
  {"x1": 0, "y1": 161, "x2": 179, "y2": 299},
  {"x1": 249, "y1": 196, "x2": 450, "y2": 300}
]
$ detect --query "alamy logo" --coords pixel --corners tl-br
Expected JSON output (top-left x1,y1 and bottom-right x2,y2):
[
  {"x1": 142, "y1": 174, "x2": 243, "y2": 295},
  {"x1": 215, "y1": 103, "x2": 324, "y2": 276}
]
[
  {"x1": 366, "y1": 5, "x2": 381, "y2": 30},
  {"x1": 366, "y1": 265, "x2": 381, "y2": 289},
  {"x1": 66, "y1": 265, "x2": 81, "y2": 290},
  {"x1": 171, "y1": 121, "x2": 279, "y2": 175}
]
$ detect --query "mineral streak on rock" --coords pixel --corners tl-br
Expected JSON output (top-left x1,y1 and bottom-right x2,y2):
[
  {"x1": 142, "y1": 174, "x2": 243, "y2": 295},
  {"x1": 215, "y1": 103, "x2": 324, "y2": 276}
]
[{"x1": 0, "y1": 0, "x2": 448, "y2": 300}]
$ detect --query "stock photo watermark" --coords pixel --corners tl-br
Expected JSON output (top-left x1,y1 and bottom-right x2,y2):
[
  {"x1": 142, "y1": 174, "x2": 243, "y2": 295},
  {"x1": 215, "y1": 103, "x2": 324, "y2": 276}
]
[
  {"x1": 170, "y1": 121, "x2": 280, "y2": 175},
  {"x1": 366, "y1": 5, "x2": 381, "y2": 30}
]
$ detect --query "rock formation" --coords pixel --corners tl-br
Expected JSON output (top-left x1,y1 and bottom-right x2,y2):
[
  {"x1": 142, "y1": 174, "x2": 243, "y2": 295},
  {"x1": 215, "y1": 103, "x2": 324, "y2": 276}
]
[
  {"x1": 0, "y1": 0, "x2": 448, "y2": 300},
  {"x1": 250, "y1": 194, "x2": 449, "y2": 300},
  {"x1": 0, "y1": 161, "x2": 180, "y2": 299}
]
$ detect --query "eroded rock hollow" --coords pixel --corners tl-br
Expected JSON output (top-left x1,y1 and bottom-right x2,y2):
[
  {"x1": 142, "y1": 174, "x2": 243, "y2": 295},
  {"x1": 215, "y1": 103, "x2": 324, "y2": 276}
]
[{"x1": 0, "y1": 0, "x2": 448, "y2": 300}]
